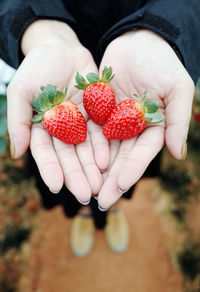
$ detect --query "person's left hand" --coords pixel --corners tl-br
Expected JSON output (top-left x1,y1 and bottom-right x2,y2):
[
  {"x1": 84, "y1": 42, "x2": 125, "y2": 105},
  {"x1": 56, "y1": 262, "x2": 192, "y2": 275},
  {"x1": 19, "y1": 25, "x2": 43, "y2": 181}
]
[{"x1": 97, "y1": 29, "x2": 194, "y2": 210}]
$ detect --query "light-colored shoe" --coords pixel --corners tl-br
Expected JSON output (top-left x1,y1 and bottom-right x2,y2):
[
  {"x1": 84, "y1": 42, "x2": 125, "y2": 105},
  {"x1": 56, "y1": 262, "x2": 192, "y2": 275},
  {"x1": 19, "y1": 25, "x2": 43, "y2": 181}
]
[
  {"x1": 105, "y1": 209, "x2": 129, "y2": 253},
  {"x1": 70, "y1": 214, "x2": 95, "y2": 257}
]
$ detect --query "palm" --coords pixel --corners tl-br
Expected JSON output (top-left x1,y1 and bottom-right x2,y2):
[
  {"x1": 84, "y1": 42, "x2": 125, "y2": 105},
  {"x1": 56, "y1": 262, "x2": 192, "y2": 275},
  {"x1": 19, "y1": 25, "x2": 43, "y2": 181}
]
[{"x1": 97, "y1": 29, "x2": 194, "y2": 209}]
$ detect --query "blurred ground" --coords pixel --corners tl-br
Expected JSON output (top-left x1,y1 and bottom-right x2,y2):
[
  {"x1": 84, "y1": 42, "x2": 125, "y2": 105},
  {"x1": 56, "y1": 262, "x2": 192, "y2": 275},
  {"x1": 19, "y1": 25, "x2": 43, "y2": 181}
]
[
  {"x1": 18, "y1": 178, "x2": 183, "y2": 292},
  {"x1": 1, "y1": 145, "x2": 200, "y2": 292}
]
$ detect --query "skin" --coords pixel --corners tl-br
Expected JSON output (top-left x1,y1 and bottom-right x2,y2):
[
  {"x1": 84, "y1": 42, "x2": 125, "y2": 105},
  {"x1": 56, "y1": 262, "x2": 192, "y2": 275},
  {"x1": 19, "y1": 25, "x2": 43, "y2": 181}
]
[
  {"x1": 7, "y1": 20, "x2": 109, "y2": 202},
  {"x1": 7, "y1": 21, "x2": 194, "y2": 210},
  {"x1": 97, "y1": 29, "x2": 194, "y2": 209}
]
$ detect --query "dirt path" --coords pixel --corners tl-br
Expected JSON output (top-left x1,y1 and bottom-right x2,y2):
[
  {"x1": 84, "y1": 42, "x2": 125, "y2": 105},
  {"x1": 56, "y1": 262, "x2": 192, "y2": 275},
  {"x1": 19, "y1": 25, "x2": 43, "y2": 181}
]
[{"x1": 19, "y1": 178, "x2": 183, "y2": 292}]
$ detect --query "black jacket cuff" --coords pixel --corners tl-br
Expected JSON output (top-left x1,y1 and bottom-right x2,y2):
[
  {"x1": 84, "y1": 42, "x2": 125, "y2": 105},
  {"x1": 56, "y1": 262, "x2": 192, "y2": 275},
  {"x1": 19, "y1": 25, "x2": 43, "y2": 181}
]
[{"x1": 97, "y1": 1, "x2": 200, "y2": 83}]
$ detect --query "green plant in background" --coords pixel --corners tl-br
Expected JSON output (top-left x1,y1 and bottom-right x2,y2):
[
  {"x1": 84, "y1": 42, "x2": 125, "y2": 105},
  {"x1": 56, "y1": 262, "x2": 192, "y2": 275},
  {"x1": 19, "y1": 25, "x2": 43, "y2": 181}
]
[{"x1": 0, "y1": 83, "x2": 8, "y2": 154}]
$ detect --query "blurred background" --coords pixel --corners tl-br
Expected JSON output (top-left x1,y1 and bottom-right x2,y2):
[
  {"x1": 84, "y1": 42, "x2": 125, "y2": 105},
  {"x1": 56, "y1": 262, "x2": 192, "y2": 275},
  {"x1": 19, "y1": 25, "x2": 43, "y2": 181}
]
[{"x1": 0, "y1": 59, "x2": 200, "y2": 292}]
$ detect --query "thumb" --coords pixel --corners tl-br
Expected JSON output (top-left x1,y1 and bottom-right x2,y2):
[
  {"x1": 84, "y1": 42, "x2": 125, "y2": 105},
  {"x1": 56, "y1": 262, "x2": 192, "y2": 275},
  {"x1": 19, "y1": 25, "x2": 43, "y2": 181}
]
[
  {"x1": 165, "y1": 79, "x2": 195, "y2": 160},
  {"x1": 7, "y1": 80, "x2": 33, "y2": 158}
]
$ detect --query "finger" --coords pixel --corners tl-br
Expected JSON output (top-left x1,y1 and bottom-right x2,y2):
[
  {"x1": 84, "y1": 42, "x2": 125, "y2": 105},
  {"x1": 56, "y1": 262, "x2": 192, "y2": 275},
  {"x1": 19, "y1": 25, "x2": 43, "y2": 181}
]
[
  {"x1": 30, "y1": 124, "x2": 64, "y2": 193},
  {"x1": 87, "y1": 120, "x2": 110, "y2": 171},
  {"x1": 53, "y1": 138, "x2": 91, "y2": 202},
  {"x1": 7, "y1": 80, "x2": 33, "y2": 158},
  {"x1": 98, "y1": 138, "x2": 137, "y2": 209},
  {"x1": 76, "y1": 134, "x2": 103, "y2": 195},
  {"x1": 102, "y1": 139, "x2": 121, "y2": 180},
  {"x1": 165, "y1": 80, "x2": 194, "y2": 160},
  {"x1": 118, "y1": 125, "x2": 164, "y2": 192},
  {"x1": 92, "y1": 139, "x2": 120, "y2": 201}
]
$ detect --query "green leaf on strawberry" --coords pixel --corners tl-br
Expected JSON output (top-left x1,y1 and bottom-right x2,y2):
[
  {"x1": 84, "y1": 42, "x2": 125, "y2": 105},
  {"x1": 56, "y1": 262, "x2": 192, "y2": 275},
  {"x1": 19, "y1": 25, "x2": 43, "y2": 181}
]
[
  {"x1": 101, "y1": 66, "x2": 115, "y2": 83},
  {"x1": 75, "y1": 72, "x2": 89, "y2": 90},
  {"x1": 54, "y1": 92, "x2": 63, "y2": 104},
  {"x1": 143, "y1": 100, "x2": 158, "y2": 114},
  {"x1": 31, "y1": 114, "x2": 43, "y2": 123},
  {"x1": 144, "y1": 111, "x2": 165, "y2": 123},
  {"x1": 45, "y1": 84, "x2": 55, "y2": 103},
  {"x1": 39, "y1": 92, "x2": 51, "y2": 111},
  {"x1": 32, "y1": 98, "x2": 44, "y2": 114},
  {"x1": 31, "y1": 84, "x2": 67, "y2": 123},
  {"x1": 133, "y1": 90, "x2": 164, "y2": 122},
  {"x1": 86, "y1": 73, "x2": 100, "y2": 84}
]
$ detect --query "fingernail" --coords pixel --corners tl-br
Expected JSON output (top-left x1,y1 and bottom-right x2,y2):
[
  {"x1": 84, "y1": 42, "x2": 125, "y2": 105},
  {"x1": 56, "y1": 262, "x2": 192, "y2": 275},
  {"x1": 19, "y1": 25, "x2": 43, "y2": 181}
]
[
  {"x1": 181, "y1": 141, "x2": 187, "y2": 161},
  {"x1": 50, "y1": 189, "x2": 59, "y2": 194},
  {"x1": 10, "y1": 140, "x2": 15, "y2": 159},
  {"x1": 119, "y1": 187, "x2": 128, "y2": 193},
  {"x1": 98, "y1": 205, "x2": 107, "y2": 212},
  {"x1": 78, "y1": 199, "x2": 90, "y2": 205}
]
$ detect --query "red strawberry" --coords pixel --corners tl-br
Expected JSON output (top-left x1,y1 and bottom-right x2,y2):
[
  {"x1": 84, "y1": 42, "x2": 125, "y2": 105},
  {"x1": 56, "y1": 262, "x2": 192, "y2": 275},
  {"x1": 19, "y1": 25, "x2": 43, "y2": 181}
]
[
  {"x1": 103, "y1": 91, "x2": 164, "y2": 140},
  {"x1": 75, "y1": 66, "x2": 116, "y2": 125},
  {"x1": 31, "y1": 85, "x2": 87, "y2": 144}
]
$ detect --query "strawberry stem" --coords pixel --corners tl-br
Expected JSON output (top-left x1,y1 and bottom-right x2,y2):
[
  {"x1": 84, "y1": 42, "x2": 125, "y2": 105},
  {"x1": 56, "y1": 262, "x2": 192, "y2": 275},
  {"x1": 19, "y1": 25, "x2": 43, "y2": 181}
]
[
  {"x1": 86, "y1": 73, "x2": 100, "y2": 84},
  {"x1": 141, "y1": 90, "x2": 147, "y2": 103},
  {"x1": 101, "y1": 66, "x2": 114, "y2": 83}
]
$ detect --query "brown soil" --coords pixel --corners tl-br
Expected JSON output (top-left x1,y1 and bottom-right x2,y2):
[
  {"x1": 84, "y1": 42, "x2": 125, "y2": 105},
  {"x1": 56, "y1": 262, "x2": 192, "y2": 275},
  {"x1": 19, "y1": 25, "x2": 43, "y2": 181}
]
[{"x1": 19, "y1": 178, "x2": 183, "y2": 292}]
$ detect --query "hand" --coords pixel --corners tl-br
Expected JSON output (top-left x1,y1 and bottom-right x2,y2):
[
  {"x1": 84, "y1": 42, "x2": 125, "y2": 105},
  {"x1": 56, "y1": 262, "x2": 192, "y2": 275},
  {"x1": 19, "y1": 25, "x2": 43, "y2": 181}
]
[
  {"x1": 7, "y1": 20, "x2": 109, "y2": 202},
  {"x1": 97, "y1": 29, "x2": 194, "y2": 209}
]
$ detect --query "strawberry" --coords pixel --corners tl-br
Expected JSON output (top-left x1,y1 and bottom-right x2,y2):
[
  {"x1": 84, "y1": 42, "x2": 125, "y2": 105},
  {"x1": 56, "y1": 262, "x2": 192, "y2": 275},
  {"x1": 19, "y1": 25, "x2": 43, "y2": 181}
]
[
  {"x1": 75, "y1": 66, "x2": 116, "y2": 125},
  {"x1": 103, "y1": 91, "x2": 165, "y2": 140},
  {"x1": 31, "y1": 85, "x2": 87, "y2": 144}
]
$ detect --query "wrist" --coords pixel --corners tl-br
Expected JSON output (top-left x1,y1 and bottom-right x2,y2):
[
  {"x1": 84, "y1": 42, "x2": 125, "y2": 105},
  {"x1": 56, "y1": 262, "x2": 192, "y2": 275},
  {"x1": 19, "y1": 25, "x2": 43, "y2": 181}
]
[
  {"x1": 120, "y1": 28, "x2": 167, "y2": 45},
  {"x1": 21, "y1": 19, "x2": 81, "y2": 55},
  {"x1": 105, "y1": 27, "x2": 172, "y2": 59}
]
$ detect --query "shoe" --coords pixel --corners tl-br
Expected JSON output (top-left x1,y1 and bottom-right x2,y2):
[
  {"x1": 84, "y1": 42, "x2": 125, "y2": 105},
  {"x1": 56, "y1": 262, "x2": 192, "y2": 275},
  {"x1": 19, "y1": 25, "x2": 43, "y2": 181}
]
[
  {"x1": 70, "y1": 214, "x2": 95, "y2": 257},
  {"x1": 105, "y1": 209, "x2": 129, "y2": 253}
]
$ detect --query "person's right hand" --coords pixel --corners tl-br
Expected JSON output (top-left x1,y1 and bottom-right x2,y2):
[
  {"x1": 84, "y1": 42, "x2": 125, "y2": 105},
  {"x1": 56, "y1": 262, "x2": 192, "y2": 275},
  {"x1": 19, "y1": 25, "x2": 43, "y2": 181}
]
[{"x1": 7, "y1": 19, "x2": 109, "y2": 203}]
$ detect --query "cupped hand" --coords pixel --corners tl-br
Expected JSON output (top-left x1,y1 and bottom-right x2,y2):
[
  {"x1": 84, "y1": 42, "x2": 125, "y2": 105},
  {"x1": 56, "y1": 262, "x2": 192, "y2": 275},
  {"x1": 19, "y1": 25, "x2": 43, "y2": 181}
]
[
  {"x1": 7, "y1": 20, "x2": 109, "y2": 202},
  {"x1": 97, "y1": 29, "x2": 194, "y2": 209}
]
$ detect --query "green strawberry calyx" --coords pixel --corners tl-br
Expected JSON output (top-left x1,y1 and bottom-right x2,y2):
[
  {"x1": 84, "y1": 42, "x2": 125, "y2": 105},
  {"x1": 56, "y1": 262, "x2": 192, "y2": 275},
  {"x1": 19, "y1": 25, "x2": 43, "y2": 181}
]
[
  {"x1": 75, "y1": 66, "x2": 114, "y2": 90},
  {"x1": 31, "y1": 84, "x2": 67, "y2": 123},
  {"x1": 133, "y1": 90, "x2": 165, "y2": 123}
]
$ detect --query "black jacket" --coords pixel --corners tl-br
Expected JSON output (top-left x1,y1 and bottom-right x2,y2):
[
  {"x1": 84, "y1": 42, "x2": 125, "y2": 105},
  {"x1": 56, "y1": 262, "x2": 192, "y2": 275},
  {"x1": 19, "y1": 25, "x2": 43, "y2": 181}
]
[{"x1": 0, "y1": 0, "x2": 200, "y2": 83}]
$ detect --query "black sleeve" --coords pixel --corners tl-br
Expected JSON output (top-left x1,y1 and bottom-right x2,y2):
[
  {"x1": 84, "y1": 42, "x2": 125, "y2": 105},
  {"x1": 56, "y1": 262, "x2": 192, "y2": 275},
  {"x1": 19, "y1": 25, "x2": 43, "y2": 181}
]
[
  {"x1": 0, "y1": 0, "x2": 76, "y2": 69},
  {"x1": 97, "y1": 0, "x2": 200, "y2": 83}
]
